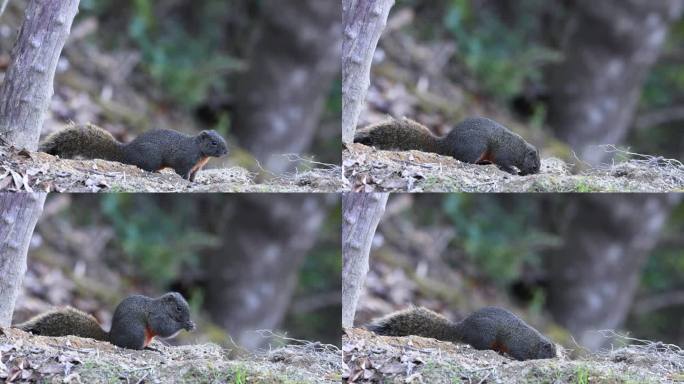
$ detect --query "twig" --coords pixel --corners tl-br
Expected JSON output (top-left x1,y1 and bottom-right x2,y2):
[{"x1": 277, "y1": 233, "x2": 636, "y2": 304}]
[
  {"x1": 477, "y1": 369, "x2": 493, "y2": 384},
  {"x1": 599, "y1": 144, "x2": 684, "y2": 168},
  {"x1": 134, "y1": 370, "x2": 150, "y2": 384},
  {"x1": 0, "y1": 0, "x2": 9, "y2": 19},
  {"x1": 635, "y1": 106, "x2": 684, "y2": 130},
  {"x1": 633, "y1": 290, "x2": 684, "y2": 314},
  {"x1": 281, "y1": 153, "x2": 339, "y2": 169}
]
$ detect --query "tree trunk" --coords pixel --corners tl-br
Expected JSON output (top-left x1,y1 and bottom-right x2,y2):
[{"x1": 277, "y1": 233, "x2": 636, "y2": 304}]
[
  {"x1": 233, "y1": 0, "x2": 341, "y2": 174},
  {"x1": 0, "y1": 192, "x2": 46, "y2": 327},
  {"x1": 342, "y1": 0, "x2": 394, "y2": 145},
  {"x1": 547, "y1": 0, "x2": 683, "y2": 164},
  {"x1": 547, "y1": 194, "x2": 680, "y2": 350},
  {"x1": 200, "y1": 194, "x2": 327, "y2": 350},
  {"x1": 342, "y1": 192, "x2": 388, "y2": 328},
  {"x1": 0, "y1": 0, "x2": 79, "y2": 150}
]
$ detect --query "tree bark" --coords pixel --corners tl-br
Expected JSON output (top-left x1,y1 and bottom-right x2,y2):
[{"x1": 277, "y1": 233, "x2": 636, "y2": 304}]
[
  {"x1": 342, "y1": 192, "x2": 388, "y2": 328},
  {"x1": 233, "y1": 0, "x2": 341, "y2": 174},
  {"x1": 0, "y1": 0, "x2": 79, "y2": 150},
  {"x1": 200, "y1": 194, "x2": 327, "y2": 350},
  {"x1": 0, "y1": 192, "x2": 46, "y2": 327},
  {"x1": 342, "y1": 0, "x2": 394, "y2": 145},
  {"x1": 547, "y1": 194, "x2": 680, "y2": 350},
  {"x1": 547, "y1": 0, "x2": 684, "y2": 164}
]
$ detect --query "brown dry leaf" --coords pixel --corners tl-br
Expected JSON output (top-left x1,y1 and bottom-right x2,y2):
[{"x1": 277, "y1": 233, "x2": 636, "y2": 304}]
[{"x1": 17, "y1": 149, "x2": 32, "y2": 159}]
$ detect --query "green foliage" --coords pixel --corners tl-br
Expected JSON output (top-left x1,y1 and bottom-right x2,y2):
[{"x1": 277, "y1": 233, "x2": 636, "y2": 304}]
[
  {"x1": 627, "y1": 201, "x2": 684, "y2": 345},
  {"x1": 573, "y1": 181, "x2": 602, "y2": 193},
  {"x1": 79, "y1": 0, "x2": 115, "y2": 15},
  {"x1": 231, "y1": 365, "x2": 248, "y2": 384},
  {"x1": 284, "y1": 203, "x2": 342, "y2": 345},
  {"x1": 100, "y1": 195, "x2": 220, "y2": 287},
  {"x1": 642, "y1": 202, "x2": 684, "y2": 291},
  {"x1": 528, "y1": 103, "x2": 547, "y2": 131},
  {"x1": 80, "y1": 0, "x2": 244, "y2": 109},
  {"x1": 441, "y1": 195, "x2": 558, "y2": 285},
  {"x1": 326, "y1": 78, "x2": 343, "y2": 116},
  {"x1": 575, "y1": 365, "x2": 589, "y2": 384},
  {"x1": 443, "y1": 0, "x2": 560, "y2": 101},
  {"x1": 212, "y1": 111, "x2": 233, "y2": 137},
  {"x1": 642, "y1": 20, "x2": 684, "y2": 109},
  {"x1": 127, "y1": 0, "x2": 243, "y2": 109}
]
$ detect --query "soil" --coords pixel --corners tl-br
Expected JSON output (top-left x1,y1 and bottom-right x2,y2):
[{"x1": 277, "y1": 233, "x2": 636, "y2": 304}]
[{"x1": 0, "y1": 145, "x2": 342, "y2": 193}]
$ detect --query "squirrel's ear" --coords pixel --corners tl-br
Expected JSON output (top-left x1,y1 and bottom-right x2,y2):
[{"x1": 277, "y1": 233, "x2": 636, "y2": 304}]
[
  {"x1": 164, "y1": 291, "x2": 184, "y2": 302},
  {"x1": 199, "y1": 130, "x2": 211, "y2": 138}
]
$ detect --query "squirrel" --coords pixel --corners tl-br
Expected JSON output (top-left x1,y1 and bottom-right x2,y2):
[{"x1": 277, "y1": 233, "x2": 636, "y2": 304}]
[
  {"x1": 14, "y1": 292, "x2": 196, "y2": 350},
  {"x1": 39, "y1": 124, "x2": 229, "y2": 181},
  {"x1": 354, "y1": 117, "x2": 541, "y2": 176},
  {"x1": 366, "y1": 306, "x2": 556, "y2": 361}
]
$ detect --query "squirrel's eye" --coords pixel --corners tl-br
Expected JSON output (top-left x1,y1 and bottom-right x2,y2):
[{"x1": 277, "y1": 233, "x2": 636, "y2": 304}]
[
  {"x1": 176, "y1": 305, "x2": 182, "y2": 312},
  {"x1": 211, "y1": 141, "x2": 217, "y2": 146}
]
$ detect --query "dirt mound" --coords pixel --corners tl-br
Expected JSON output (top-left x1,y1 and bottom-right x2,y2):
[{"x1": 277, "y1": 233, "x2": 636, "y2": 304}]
[
  {"x1": 343, "y1": 328, "x2": 684, "y2": 384},
  {"x1": 343, "y1": 144, "x2": 684, "y2": 192},
  {"x1": 0, "y1": 327, "x2": 341, "y2": 383},
  {"x1": 0, "y1": 145, "x2": 342, "y2": 193}
]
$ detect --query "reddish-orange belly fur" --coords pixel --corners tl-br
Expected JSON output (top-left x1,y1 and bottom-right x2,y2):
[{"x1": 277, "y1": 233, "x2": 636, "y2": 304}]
[
  {"x1": 490, "y1": 340, "x2": 509, "y2": 354},
  {"x1": 475, "y1": 148, "x2": 495, "y2": 165},
  {"x1": 144, "y1": 326, "x2": 156, "y2": 347},
  {"x1": 190, "y1": 157, "x2": 210, "y2": 174}
]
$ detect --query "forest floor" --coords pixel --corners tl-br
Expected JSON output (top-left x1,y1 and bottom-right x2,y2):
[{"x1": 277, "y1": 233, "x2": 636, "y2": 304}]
[
  {"x1": 344, "y1": 143, "x2": 684, "y2": 192},
  {"x1": 0, "y1": 6, "x2": 342, "y2": 193},
  {"x1": 343, "y1": 328, "x2": 684, "y2": 384},
  {"x1": 0, "y1": 145, "x2": 342, "y2": 192},
  {"x1": 0, "y1": 328, "x2": 341, "y2": 383},
  {"x1": 349, "y1": 10, "x2": 684, "y2": 193}
]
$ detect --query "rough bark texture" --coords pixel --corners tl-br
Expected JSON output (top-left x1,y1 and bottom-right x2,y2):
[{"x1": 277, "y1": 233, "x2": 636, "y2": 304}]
[
  {"x1": 0, "y1": 0, "x2": 79, "y2": 150},
  {"x1": 342, "y1": 192, "x2": 388, "y2": 328},
  {"x1": 0, "y1": 192, "x2": 46, "y2": 327},
  {"x1": 233, "y1": 0, "x2": 341, "y2": 174},
  {"x1": 200, "y1": 194, "x2": 327, "y2": 350},
  {"x1": 547, "y1": 0, "x2": 684, "y2": 164},
  {"x1": 547, "y1": 194, "x2": 680, "y2": 350},
  {"x1": 342, "y1": 0, "x2": 394, "y2": 145}
]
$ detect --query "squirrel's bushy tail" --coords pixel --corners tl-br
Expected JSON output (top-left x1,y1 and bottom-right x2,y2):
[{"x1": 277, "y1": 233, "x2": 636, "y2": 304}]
[
  {"x1": 39, "y1": 124, "x2": 124, "y2": 162},
  {"x1": 366, "y1": 306, "x2": 461, "y2": 342},
  {"x1": 354, "y1": 118, "x2": 445, "y2": 155},
  {"x1": 15, "y1": 307, "x2": 109, "y2": 342}
]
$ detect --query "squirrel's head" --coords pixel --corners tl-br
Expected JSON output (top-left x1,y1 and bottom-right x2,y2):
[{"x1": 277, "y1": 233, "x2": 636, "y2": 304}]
[
  {"x1": 519, "y1": 145, "x2": 540, "y2": 176},
  {"x1": 197, "y1": 130, "x2": 229, "y2": 158},
  {"x1": 354, "y1": 129, "x2": 375, "y2": 146},
  {"x1": 534, "y1": 339, "x2": 557, "y2": 359},
  {"x1": 159, "y1": 292, "x2": 196, "y2": 334}
]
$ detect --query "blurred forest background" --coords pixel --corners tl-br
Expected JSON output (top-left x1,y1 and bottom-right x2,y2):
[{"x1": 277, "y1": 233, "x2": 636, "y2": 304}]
[
  {"x1": 11, "y1": 194, "x2": 341, "y2": 350},
  {"x1": 356, "y1": 194, "x2": 684, "y2": 351},
  {"x1": 361, "y1": 0, "x2": 684, "y2": 165},
  {"x1": 0, "y1": 0, "x2": 341, "y2": 175}
]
